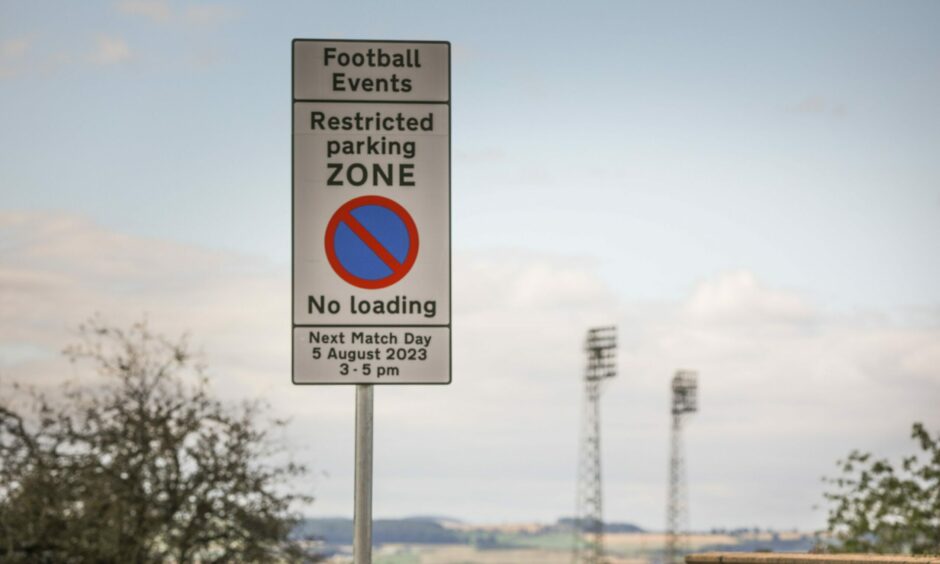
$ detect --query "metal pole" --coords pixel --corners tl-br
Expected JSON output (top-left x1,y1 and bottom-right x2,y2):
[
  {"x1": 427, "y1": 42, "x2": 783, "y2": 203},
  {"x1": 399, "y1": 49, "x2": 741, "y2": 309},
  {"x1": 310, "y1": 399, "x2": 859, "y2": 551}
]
[
  {"x1": 666, "y1": 413, "x2": 682, "y2": 564},
  {"x1": 353, "y1": 384, "x2": 374, "y2": 564}
]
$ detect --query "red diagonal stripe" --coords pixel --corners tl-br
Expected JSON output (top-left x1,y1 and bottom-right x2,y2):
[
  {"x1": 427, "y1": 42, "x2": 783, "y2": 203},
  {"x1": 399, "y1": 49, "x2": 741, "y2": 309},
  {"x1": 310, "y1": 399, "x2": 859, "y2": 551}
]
[{"x1": 340, "y1": 211, "x2": 404, "y2": 273}]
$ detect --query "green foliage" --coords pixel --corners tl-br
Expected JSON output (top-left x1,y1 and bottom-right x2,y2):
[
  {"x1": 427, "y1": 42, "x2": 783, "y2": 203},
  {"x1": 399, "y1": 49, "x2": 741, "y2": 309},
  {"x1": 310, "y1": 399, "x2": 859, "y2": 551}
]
[
  {"x1": 0, "y1": 319, "x2": 314, "y2": 563},
  {"x1": 822, "y1": 422, "x2": 940, "y2": 554}
]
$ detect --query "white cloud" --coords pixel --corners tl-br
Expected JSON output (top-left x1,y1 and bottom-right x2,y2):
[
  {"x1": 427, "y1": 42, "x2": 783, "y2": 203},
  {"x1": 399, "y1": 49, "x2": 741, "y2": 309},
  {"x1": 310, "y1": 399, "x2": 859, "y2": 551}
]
[
  {"x1": 115, "y1": 0, "x2": 238, "y2": 26},
  {"x1": 182, "y1": 4, "x2": 238, "y2": 25},
  {"x1": 115, "y1": 0, "x2": 171, "y2": 22},
  {"x1": 1, "y1": 38, "x2": 30, "y2": 59},
  {"x1": 685, "y1": 269, "x2": 815, "y2": 330},
  {"x1": 1, "y1": 211, "x2": 937, "y2": 529},
  {"x1": 0, "y1": 37, "x2": 31, "y2": 79},
  {"x1": 88, "y1": 35, "x2": 132, "y2": 65},
  {"x1": 0, "y1": 34, "x2": 136, "y2": 78}
]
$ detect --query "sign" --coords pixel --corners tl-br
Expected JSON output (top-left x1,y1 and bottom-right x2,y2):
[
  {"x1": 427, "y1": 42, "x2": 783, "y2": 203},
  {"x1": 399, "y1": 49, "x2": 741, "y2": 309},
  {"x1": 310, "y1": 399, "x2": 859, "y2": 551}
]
[
  {"x1": 292, "y1": 39, "x2": 451, "y2": 384},
  {"x1": 325, "y1": 195, "x2": 419, "y2": 289}
]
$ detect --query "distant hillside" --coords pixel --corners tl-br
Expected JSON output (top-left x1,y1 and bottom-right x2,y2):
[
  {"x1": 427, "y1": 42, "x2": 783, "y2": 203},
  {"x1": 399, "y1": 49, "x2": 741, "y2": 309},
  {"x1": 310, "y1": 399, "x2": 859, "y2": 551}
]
[
  {"x1": 555, "y1": 517, "x2": 644, "y2": 533},
  {"x1": 294, "y1": 516, "x2": 816, "y2": 560},
  {"x1": 294, "y1": 517, "x2": 465, "y2": 545},
  {"x1": 294, "y1": 516, "x2": 646, "y2": 548}
]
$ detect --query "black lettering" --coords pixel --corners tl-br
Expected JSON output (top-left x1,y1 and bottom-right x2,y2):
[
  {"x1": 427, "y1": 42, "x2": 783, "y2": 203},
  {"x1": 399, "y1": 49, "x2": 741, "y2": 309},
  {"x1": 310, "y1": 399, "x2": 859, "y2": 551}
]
[
  {"x1": 326, "y1": 140, "x2": 339, "y2": 157},
  {"x1": 420, "y1": 113, "x2": 434, "y2": 131},
  {"x1": 311, "y1": 111, "x2": 325, "y2": 130},
  {"x1": 399, "y1": 164, "x2": 415, "y2": 186},
  {"x1": 327, "y1": 163, "x2": 343, "y2": 186},
  {"x1": 373, "y1": 163, "x2": 393, "y2": 186},
  {"x1": 332, "y1": 72, "x2": 346, "y2": 91},
  {"x1": 346, "y1": 163, "x2": 367, "y2": 186},
  {"x1": 309, "y1": 295, "x2": 340, "y2": 314}
]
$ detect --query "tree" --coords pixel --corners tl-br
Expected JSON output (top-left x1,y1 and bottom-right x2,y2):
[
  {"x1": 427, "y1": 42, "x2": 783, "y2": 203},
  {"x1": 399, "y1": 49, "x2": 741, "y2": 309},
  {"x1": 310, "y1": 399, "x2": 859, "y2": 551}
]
[
  {"x1": 0, "y1": 319, "x2": 313, "y2": 563},
  {"x1": 821, "y1": 422, "x2": 940, "y2": 554}
]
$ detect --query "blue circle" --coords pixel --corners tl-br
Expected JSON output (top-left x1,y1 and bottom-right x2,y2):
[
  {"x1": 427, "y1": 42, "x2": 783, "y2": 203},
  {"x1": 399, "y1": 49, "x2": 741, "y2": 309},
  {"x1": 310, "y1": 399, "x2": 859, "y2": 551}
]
[{"x1": 333, "y1": 204, "x2": 412, "y2": 281}]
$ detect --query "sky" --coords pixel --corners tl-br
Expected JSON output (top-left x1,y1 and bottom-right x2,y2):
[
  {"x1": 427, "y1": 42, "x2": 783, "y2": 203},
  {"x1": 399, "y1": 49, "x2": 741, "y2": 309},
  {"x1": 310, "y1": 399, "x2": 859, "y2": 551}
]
[{"x1": 2, "y1": 0, "x2": 940, "y2": 532}]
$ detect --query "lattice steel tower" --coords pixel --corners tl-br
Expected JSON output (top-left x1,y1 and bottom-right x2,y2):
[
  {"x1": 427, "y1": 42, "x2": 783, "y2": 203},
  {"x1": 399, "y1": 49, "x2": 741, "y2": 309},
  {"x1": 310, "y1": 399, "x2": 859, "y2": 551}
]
[
  {"x1": 665, "y1": 370, "x2": 698, "y2": 564},
  {"x1": 573, "y1": 327, "x2": 617, "y2": 564}
]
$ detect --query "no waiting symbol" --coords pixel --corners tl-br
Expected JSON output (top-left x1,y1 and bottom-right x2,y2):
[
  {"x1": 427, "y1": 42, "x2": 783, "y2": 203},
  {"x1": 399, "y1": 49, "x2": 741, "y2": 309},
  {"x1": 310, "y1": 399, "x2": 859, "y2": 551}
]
[{"x1": 324, "y1": 195, "x2": 419, "y2": 289}]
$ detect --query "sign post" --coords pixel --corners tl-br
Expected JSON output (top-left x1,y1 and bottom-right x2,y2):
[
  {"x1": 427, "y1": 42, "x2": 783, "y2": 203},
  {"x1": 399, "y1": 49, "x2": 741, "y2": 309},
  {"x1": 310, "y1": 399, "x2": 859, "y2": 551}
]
[
  {"x1": 353, "y1": 384, "x2": 373, "y2": 562},
  {"x1": 292, "y1": 39, "x2": 451, "y2": 563}
]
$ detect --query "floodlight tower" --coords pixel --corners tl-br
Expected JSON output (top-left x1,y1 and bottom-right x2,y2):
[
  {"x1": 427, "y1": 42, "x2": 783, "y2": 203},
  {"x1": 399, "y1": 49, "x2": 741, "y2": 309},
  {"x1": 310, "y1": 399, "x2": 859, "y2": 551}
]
[
  {"x1": 573, "y1": 327, "x2": 617, "y2": 564},
  {"x1": 665, "y1": 370, "x2": 698, "y2": 564}
]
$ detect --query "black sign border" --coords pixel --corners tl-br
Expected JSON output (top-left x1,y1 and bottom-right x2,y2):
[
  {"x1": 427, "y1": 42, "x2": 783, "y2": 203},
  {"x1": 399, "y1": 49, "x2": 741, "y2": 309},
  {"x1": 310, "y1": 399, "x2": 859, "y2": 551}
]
[{"x1": 291, "y1": 38, "x2": 452, "y2": 386}]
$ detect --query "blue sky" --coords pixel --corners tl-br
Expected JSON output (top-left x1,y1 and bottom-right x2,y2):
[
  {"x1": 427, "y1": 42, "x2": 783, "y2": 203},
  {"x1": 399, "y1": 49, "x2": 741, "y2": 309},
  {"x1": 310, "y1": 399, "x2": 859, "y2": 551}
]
[
  {"x1": 2, "y1": 1, "x2": 939, "y2": 529},
  {"x1": 5, "y1": 1, "x2": 939, "y2": 306}
]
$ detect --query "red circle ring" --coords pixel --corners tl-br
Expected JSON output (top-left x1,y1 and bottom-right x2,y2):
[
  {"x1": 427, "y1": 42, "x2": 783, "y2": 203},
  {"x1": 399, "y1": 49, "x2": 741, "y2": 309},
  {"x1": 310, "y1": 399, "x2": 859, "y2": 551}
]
[{"x1": 324, "y1": 195, "x2": 420, "y2": 290}]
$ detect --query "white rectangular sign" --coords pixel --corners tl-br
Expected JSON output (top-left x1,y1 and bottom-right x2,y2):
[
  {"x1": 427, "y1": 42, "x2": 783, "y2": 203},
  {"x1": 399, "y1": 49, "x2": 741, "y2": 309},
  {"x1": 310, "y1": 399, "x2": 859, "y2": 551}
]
[{"x1": 292, "y1": 39, "x2": 451, "y2": 385}]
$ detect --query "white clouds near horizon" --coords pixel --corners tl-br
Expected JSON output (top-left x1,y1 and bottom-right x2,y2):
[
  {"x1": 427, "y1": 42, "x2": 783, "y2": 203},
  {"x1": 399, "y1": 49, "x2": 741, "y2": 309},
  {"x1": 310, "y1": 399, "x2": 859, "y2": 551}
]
[{"x1": 1, "y1": 210, "x2": 937, "y2": 529}]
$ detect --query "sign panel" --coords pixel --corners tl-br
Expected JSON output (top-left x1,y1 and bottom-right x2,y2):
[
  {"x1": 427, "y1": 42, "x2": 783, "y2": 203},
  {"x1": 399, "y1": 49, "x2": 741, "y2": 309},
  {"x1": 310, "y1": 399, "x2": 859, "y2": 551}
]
[
  {"x1": 293, "y1": 41, "x2": 449, "y2": 102},
  {"x1": 292, "y1": 39, "x2": 450, "y2": 384}
]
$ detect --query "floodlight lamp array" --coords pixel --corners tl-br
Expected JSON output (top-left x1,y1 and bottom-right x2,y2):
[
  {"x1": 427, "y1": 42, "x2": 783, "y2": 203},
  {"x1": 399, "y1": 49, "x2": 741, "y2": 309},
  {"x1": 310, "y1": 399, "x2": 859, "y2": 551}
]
[
  {"x1": 671, "y1": 370, "x2": 698, "y2": 415},
  {"x1": 585, "y1": 326, "x2": 617, "y2": 381}
]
